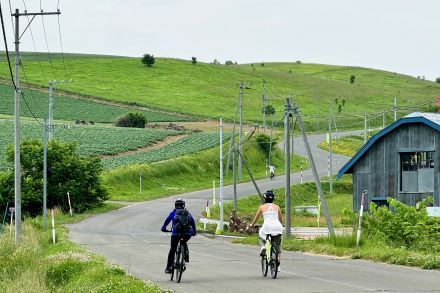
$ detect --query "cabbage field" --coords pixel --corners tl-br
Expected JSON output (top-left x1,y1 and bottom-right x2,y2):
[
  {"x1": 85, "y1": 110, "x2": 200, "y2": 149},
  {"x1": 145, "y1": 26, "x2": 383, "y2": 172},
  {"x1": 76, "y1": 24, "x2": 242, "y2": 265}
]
[
  {"x1": 103, "y1": 132, "x2": 231, "y2": 170},
  {"x1": 0, "y1": 83, "x2": 194, "y2": 123},
  {"x1": 0, "y1": 120, "x2": 181, "y2": 170}
]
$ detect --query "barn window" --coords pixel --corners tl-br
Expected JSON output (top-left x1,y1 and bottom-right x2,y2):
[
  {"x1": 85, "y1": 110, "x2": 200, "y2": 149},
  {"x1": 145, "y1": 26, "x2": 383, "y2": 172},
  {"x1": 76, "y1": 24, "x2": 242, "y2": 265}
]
[{"x1": 400, "y1": 152, "x2": 434, "y2": 192}]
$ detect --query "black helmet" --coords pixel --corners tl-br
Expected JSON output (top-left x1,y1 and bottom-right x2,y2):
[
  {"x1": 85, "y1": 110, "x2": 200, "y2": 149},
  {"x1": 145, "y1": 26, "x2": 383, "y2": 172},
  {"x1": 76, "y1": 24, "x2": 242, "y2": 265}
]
[
  {"x1": 263, "y1": 190, "x2": 275, "y2": 203},
  {"x1": 175, "y1": 198, "x2": 185, "y2": 209}
]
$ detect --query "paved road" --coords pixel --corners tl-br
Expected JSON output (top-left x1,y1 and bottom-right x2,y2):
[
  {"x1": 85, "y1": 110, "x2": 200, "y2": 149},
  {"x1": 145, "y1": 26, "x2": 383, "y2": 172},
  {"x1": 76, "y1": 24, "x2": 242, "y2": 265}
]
[{"x1": 69, "y1": 131, "x2": 440, "y2": 292}]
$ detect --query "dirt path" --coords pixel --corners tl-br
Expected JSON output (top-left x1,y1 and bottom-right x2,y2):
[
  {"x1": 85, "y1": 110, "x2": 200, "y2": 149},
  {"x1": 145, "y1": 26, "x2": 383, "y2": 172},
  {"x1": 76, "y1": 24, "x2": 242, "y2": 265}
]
[{"x1": 101, "y1": 134, "x2": 188, "y2": 158}]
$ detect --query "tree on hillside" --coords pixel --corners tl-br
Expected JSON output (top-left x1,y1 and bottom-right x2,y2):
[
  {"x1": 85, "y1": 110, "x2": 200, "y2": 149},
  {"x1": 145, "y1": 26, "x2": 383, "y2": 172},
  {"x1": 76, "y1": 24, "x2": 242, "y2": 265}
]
[
  {"x1": 115, "y1": 112, "x2": 147, "y2": 128},
  {"x1": 141, "y1": 54, "x2": 155, "y2": 67},
  {"x1": 0, "y1": 140, "x2": 108, "y2": 216},
  {"x1": 436, "y1": 77, "x2": 440, "y2": 84},
  {"x1": 350, "y1": 75, "x2": 356, "y2": 84},
  {"x1": 265, "y1": 104, "x2": 275, "y2": 115},
  {"x1": 191, "y1": 57, "x2": 197, "y2": 65}
]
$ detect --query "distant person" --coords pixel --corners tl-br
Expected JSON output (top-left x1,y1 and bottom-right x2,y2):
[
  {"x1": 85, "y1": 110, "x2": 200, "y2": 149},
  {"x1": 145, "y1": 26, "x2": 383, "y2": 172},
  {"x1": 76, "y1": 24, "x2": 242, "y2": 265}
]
[
  {"x1": 161, "y1": 198, "x2": 196, "y2": 274},
  {"x1": 250, "y1": 190, "x2": 283, "y2": 270},
  {"x1": 269, "y1": 165, "x2": 276, "y2": 179}
]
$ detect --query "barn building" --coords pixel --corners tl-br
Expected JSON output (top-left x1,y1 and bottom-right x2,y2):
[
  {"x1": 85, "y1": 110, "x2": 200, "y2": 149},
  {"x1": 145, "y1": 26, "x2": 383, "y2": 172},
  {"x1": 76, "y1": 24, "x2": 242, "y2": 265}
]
[{"x1": 337, "y1": 112, "x2": 440, "y2": 211}]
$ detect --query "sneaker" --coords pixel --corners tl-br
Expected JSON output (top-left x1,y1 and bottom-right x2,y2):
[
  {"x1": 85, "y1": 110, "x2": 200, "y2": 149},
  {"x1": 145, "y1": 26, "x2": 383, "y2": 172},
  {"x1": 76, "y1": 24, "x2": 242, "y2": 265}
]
[
  {"x1": 164, "y1": 267, "x2": 173, "y2": 274},
  {"x1": 259, "y1": 246, "x2": 266, "y2": 257},
  {"x1": 184, "y1": 253, "x2": 189, "y2": 262}
]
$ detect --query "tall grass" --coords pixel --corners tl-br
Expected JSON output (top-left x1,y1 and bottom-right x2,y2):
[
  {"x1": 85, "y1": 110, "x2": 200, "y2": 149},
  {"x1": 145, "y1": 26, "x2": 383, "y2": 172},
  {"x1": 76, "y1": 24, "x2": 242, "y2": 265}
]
[{"x1": 0, "y1": 206, "x2": 169, "y2": 292}]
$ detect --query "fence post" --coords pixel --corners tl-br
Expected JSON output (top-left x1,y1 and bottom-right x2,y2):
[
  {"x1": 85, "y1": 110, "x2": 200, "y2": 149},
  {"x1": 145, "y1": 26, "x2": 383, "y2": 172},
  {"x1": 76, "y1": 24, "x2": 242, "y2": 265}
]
[
  {"x1": 67, "y1": 192, "x2": 73, "y2": 216},
  {"x1": 356, "y1": 190, "x2": 367, "y2": 247},
  {"x1": 51, "y1": 208, "x2": 56, "y2": 244}
]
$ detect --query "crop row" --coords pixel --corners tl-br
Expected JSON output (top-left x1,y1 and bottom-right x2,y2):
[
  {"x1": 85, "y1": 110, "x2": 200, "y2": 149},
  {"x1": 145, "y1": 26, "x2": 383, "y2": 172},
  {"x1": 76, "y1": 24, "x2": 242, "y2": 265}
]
[
  {"x1": 0, "y1": 120, "x2": 181, "y2": 170},
  {"x1": 0, "y1": 83, "x2": 194, "y2": 123},
  {"x1": 103, "y1": 132, "x2": 231, "y2": 170}
]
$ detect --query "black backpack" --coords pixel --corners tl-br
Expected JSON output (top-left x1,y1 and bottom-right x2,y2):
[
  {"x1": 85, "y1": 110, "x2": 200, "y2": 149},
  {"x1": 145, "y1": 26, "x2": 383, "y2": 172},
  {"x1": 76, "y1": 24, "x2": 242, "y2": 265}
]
[{"x1": 174, "y1": 208, "x2": 190, "y2": 233}]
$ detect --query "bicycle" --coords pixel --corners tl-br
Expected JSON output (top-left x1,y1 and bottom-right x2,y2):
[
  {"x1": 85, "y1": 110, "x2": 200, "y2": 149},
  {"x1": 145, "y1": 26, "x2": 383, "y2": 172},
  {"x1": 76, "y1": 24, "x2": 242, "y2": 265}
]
[
  {"x1": 261, "y1": 234, "x2": 279, "y2": 279},
  {"x1": 164, "y1": 230, "x2": 187, "y2": 283}
]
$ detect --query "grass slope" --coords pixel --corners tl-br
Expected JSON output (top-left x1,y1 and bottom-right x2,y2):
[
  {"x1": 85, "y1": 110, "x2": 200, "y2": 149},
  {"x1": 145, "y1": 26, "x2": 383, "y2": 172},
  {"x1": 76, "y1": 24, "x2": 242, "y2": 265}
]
[
  {"x1": 104, "y1": 139, "x2": 308, "y2": 201},
  {"x1": 2, "y1": 53, "x2": 439, "y2": 129},
  {"x1": 0, "y1": 82, "x2": 193, "y2": 123}
]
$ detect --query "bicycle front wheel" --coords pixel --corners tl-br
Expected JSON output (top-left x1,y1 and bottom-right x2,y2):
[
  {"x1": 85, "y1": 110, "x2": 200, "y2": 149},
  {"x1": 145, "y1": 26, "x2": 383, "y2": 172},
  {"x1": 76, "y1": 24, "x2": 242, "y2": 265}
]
[
  {"x1": 261, "y1": 256, "x2": 268, "y2": 277},
  {"x1": 269, "y1": 247, "x2": 278, "y2": 279}
]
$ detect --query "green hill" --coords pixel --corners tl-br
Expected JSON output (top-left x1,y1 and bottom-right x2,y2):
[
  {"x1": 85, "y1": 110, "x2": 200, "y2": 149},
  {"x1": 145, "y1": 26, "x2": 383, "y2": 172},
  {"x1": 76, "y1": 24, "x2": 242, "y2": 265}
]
[{"x1": 0, "y1": 53, "x2": 439, "y2": 130}]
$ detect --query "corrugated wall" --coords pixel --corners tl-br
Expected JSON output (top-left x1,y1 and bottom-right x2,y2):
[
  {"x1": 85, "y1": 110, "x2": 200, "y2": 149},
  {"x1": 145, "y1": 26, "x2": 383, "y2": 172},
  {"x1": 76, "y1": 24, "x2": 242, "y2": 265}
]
[{"x1": 352, "y1": 123, "x2": 439, "y2": 211}]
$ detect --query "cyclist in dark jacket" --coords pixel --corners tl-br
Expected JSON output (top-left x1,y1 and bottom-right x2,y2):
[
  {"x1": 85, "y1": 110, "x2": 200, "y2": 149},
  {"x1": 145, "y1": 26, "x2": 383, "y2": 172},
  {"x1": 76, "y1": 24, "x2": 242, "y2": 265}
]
[{"x1": 161, "y1": 198, "x2": 196, "y2": 274}]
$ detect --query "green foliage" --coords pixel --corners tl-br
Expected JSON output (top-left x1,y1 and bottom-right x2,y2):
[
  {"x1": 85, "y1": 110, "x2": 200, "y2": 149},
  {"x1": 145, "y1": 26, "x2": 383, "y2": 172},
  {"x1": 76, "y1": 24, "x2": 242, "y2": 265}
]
[
  {"x1": 350, "y1": 74, "x2": 356, "y2": 84},
  {"x1": 191, "y1": 56, "x2": 197, "y2": 65},
  {"x1": 265, "y1": 104, "x2": 275, "y2": 115},
  {"x1": 254, "y1": 133, "x2": 277, "y2": 157},
  {"x1": 141, "y1": 53, "x2": 155, "y2": 67},
  {"x1": 115, "y1": 112, "x2": 147, "y2": 128},
  {"x1": 225, "y1": 60, "x2": 234, "y2": 65},
  {"x1": 436, "y1": 77, "x2": 440, "y2": 84},
  {"x1": 0, "y1": 140, "x2": 108, "y2": 216},
  {"x1": 366, "y1": 197, "x2": 440, "y2": 252}
]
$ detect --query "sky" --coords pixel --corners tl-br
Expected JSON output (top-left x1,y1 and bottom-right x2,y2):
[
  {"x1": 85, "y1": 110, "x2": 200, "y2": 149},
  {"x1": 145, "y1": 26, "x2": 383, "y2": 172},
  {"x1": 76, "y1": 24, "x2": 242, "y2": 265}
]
[{"x1": 4, "y1": 0, "x2": 440, "y2": 80}]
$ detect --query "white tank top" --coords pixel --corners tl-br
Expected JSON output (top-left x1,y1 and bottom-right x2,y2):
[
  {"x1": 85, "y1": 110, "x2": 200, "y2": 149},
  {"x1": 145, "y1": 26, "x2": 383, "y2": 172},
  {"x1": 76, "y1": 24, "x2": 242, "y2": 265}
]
[{"x1": 259, "y1": 204, "x2": 283, "y2": 238}]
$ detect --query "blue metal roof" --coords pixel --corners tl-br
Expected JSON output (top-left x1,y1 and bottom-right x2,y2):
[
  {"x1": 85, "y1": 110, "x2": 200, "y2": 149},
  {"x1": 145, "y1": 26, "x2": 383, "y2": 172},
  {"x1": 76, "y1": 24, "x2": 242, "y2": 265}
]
[{"x1": 336, "y1": 112, "x2": 440, "y2": 179}]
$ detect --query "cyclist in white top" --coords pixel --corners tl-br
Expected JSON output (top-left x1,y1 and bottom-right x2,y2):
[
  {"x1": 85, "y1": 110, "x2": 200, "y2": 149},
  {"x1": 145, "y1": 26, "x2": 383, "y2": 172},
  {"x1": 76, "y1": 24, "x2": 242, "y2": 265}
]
[{"x1": 250, "y1": 190, "x2": 283, "y2": 266}]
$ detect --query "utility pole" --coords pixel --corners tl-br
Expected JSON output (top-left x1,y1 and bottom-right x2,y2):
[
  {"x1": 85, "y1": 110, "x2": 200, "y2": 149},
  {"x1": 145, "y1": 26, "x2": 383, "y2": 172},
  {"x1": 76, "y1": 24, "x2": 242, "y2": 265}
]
[
  {"x1": 48, "y1": 80, "x2": 71, "y2": 140},
  {"x1": 394, "y1": 97, "x2": 397, "y2": 122},
  {"x1": 43, "y1": 119, "x2": 48, "y2": 228},
  {"x1": 284, "y1": 97, "x2": 292, "y2": 238},
  {"x1": 262, "y1": 80, "x2": 267, "y2": 131},
  {"x1": 292, "y1": 104, "x2": 335, "y2": 236},
  {"x1": 364, "y1": 113, "x2": 368, "y2": 143},
  {"x1": 219, "y1": 117, "x2": 224, "y2": 232},
  {"x1": 268, "y1": 117, "x2": 274, "y2": 167},
  {"x1": 328, "y1": 110, "x2": 333, "y2": 195},
  {"x1": 382, "y1": 111, "x2": 385, "y2": 129},
  {"x1": 238, "y1": 82, "x2": 244, "y2": 181},
  {"x1": 12, "y1": 8, "x2": 61, "y2": 244},
  {"x1": 232, "y1": 150, "x2": 237, "y2": 210}
]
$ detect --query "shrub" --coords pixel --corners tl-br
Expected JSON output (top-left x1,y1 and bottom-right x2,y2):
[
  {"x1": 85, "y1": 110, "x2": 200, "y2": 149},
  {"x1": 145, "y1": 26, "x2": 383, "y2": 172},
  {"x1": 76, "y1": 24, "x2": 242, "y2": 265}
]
[
  {"x1": 115, "y1": 112, "x2": 147, "y2": 128},
  {"x1": 191, "y1": 57, "x2": 197, "y2": 65},
  {"x1": 141, "y1": 54, "x2": 155, "y2": 67},
  {"x1": 436, "y1": 77, "x2": 440, "y2": 84},
  {"x1": 265, "y1": 104, "x2": 275, "y2": 115},
  {"x1": 0, "y1": 140, "x2": 108, "y2": 216},
  {"x1": 254, "y1": 134, "x2": 278, "y2": 156},
  {"x1": 366, "y1": 197, "x2": 440, "y2": 252},
  {"x1": 225, "y1": 60, "x2": 234, "y2": 65},
  {"x1": 350, "y1": 75, "x2": 356, "y2": 84}
]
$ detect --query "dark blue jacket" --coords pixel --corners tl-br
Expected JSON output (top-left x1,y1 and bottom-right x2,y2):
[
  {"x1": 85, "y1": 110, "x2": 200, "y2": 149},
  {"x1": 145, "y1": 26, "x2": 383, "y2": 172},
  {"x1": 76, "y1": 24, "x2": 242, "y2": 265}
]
[{"x1": 161, "y1": 208, "x2": 196, "y2": 236}]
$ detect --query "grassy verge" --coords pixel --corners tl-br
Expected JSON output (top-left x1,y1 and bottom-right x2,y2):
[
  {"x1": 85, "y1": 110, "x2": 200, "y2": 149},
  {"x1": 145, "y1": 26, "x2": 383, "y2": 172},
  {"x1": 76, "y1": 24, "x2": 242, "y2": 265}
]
[
  {"x1": 104, "y1": 139, "x2": 308, "y2": 201},
  {"x1": 234, "y1": 234, "x2": 440, "y2": 270},
  {"x1": 0, "y1": 204, "x2": 170, "y2": 292}
]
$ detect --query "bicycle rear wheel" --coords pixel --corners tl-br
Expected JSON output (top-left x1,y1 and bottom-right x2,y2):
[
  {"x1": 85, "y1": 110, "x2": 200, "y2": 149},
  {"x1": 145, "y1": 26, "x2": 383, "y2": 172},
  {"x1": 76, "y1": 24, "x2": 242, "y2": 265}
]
[
  {"x1": 176, "y1": 244, "x2": 185, "y2": 283},
  {"x1": 270, "y1": 247, "x2": 278, "y2": 279}
]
